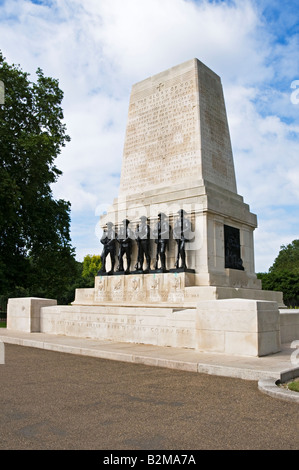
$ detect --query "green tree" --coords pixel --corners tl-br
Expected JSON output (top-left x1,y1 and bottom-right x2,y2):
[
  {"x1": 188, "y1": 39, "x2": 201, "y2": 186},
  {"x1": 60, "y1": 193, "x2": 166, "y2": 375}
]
[
  {"x1": 257, "y1": 239, "x2": 299, "y2": 307},
  {"x1": 0, "y1": 51, "x2": 78, "y2": 307},
  {"x1": 81, "y1": 254, "x2": 102, "y2": 287},
  {"x1": 258, "y1": 271, "x2": 299, "y2": 307},
  {"x1": 269, "y1": 240, "x2": 299, "y2": 274}
]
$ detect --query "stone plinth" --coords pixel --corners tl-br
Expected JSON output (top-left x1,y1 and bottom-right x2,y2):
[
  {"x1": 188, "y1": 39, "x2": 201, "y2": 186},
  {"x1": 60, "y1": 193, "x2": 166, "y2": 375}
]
[
  {"x1": 94, "y1": 271, "x2": 195, "y2": 305},
  {"x1": 72, "y1": 271, "x2": 195, "y2": 307},
  {"x1": 7, "y1": 297, "x2": 57, "y2": 332},
  {"x1": 196, "y1": 299, "x2": 281, "y2": 356},
  {"x1": 73, "y1": 271, "x2": 284, "y2": 308}
]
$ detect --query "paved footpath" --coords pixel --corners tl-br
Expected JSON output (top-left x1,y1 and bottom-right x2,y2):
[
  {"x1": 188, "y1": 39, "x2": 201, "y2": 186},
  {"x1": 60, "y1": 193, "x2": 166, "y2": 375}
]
[{"x1": 0, "y1": 331, "x2": 298, "y2": 450}]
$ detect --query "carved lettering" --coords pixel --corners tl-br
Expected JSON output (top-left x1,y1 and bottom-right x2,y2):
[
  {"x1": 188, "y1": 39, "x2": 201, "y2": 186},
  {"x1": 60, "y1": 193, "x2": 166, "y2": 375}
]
[{"x1": 119, "y1": 72, "x2": 201, "y2": 194}]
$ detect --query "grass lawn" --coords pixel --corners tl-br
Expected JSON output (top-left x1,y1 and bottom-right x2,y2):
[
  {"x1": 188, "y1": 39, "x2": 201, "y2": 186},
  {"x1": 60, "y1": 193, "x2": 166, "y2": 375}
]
[
  {"x1": 281, "y1": 377, "x2": 299, "y2": 393},
  {"x1": 287, "y1": 379, "x2": 299, "y2": 392}
]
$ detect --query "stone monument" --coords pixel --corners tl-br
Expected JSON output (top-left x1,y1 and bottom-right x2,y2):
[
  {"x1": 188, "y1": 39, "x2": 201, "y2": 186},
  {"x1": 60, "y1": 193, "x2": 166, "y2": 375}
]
[
  {"x1": 92, "y1": 58, "x2": 282, "y2": 305},
  {"x1": 8, "y1": 58, "x2": 294, "y2": 358}
]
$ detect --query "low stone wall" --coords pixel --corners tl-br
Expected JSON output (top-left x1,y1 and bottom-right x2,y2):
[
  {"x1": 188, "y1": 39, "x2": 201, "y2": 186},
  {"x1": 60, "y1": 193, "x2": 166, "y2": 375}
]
[
  {"x1": 280, "y1": 310, "x2": 299, "y2": 344},
  {"x1": 6, "y1": 297, "x2": 299, "y2": 358}
]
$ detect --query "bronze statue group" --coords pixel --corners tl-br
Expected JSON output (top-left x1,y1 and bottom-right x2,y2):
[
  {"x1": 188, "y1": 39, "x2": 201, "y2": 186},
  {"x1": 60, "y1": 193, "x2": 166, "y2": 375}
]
[{"x1": 98, "y1": 210, "x2": 193, "y2": 276}]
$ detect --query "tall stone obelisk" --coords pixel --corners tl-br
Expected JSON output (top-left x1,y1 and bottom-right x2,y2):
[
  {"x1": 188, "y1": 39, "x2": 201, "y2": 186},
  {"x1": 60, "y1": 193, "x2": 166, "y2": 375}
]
[
  {"x1": 119, "y1": 58, "x2": 237, "y2": 196},
  {"x1": 100, "y1": 59, "x2": 262, "y2": 293}
]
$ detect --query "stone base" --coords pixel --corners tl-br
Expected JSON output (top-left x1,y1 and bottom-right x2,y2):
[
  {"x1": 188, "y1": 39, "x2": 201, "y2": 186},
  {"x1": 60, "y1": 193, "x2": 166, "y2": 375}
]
[
  {"x1": 39, "y1": 299, "x2": 282, "y2": 356},
  {"x1": 7, "y1": 297, "x2": 57, "y2": 332},
  {"x1": 6, "y1": 296, "x2": 299, "y2": 357},
  {"x1": 196, "y1": 299, "x2": 281, "y2": 356},
  {"x1": 72, "y1": 272, "x2": 285, "y2": 309},
  {"x1": 81, "y1": 272, "x2": 196, "y2": 307},
  {"x1": 39, "y1": 304, "x2": 196, "y2": 349}
]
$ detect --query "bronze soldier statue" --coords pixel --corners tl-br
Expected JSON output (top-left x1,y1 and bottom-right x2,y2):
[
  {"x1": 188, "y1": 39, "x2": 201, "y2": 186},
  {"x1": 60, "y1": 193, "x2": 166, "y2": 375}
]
[
  {"x1": 153, "y1": 212, "x2": 170, "y2": 272},
  {"x1": 134, "y1": 216, "x2": 151, "y2": 273},
  {"x1": 98, "y1": 222, "x2": 117, "y2": 275},
  {"x1": 116, "y1": 219, "x2": 133, "y2": 274},
  {"x1": 173, "y1": 209, "x2": 192, "y2": 270}
]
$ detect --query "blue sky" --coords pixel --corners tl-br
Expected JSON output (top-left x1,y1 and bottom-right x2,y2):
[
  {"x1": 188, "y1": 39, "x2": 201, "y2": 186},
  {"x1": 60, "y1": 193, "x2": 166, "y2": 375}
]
[{"x1": 0, "y1": 0, "x2": 298, "y2": 272}]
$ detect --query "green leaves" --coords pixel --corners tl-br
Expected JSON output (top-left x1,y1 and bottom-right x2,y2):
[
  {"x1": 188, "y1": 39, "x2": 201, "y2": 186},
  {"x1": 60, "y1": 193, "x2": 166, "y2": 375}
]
[
  {"x1": 82, "y1": 255, "x2": 102, "y2": 287},
  {"x1": 0, "y1": 51, "x2": 77, "y2": 305},
  {"x1": 269, "y1": 240, "x2": 299, "y2": 275},
  {"x1": 257, "y1": 239, "x2": 299, "y2": 307}
]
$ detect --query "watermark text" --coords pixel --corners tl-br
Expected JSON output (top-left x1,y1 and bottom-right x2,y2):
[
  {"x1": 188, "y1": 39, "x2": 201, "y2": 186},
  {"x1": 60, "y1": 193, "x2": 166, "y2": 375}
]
[{"x1": 290, "y1": 80, "x2": 299, "y2": 104}]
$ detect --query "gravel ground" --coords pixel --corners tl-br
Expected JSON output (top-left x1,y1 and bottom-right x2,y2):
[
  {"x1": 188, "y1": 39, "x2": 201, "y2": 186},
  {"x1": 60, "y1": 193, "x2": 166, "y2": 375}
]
[{"x1": 0, "y1": 343, "x2": 298, "y2": 451}]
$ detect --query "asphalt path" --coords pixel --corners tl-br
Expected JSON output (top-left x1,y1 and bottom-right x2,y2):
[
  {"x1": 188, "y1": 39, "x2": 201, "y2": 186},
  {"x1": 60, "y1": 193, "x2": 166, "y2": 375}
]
[{"x1": 0, "y1": 344, "x2": 298, "y2": 451}]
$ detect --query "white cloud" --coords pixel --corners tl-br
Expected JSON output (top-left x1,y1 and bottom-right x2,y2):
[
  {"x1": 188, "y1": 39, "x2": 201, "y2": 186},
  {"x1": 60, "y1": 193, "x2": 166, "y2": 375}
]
[
  {"x1": 0, "y1": 0, "x2": 298, "y2": 270},
  {"x1": 92, "y1": 0, "x2": 271, "y2": 86},
  {"x1": 225, "y1": 82, "x2": 299, "y2": 216}
]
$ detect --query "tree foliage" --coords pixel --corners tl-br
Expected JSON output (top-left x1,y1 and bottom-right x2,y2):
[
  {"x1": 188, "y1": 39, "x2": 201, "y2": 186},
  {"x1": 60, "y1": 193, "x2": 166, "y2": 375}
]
[
  {"x1": 258, "y1": 270, "x2": 299, "y2": 307},
  {"x1": 0, "y1": 51, "x2": 79, "y2": 308},
  {"x1": 81, "y1": 255, "x2": 102, "y2": 287},
  {"x1": 257, "y1": 239, "x2": 299, "y2": 307},
  {"x1": 269, "y1": 240, "x2": 299, "y2": 274}
]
